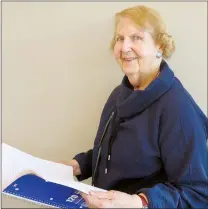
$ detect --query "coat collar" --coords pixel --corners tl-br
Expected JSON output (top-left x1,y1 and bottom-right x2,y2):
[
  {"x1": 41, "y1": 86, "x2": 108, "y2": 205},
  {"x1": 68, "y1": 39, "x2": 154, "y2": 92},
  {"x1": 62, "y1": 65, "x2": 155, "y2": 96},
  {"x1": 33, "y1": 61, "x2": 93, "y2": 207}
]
[{"x1": 116, "y1": 60, "x2": 175, "y2": 119}]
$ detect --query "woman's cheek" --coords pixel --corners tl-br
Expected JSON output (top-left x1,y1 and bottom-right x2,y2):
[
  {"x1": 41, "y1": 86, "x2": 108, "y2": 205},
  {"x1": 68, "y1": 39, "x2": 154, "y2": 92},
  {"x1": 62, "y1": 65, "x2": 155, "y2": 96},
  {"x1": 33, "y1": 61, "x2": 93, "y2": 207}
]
[
  {"x1": 113, "y1": 44, "x2": 121, "y2": 59},
  {"x1": 134, "y1": 46, "x2": 157, "y2": 58},
  {"x1": 132, "y1": 46, "x2": 145, "y2": 58}
]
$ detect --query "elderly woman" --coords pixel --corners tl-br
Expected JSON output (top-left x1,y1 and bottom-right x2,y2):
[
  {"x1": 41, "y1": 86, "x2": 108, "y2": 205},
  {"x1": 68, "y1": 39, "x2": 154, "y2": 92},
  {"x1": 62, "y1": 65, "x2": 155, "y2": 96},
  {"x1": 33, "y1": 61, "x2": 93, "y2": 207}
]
[{"x1": 66, "y1": 5, "x2": 208, "y2": 208}]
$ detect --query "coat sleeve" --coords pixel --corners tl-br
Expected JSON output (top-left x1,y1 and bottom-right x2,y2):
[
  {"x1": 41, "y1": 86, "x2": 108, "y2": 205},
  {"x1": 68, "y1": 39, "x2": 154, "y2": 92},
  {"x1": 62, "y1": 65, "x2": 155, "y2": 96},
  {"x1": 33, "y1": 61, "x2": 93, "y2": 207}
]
[
  {"x1": 138, "y1": 98, "x2": 208, "y2": 208},
  {"x1": 73, "y1": 149, "x2": 93, "y2": 181}
]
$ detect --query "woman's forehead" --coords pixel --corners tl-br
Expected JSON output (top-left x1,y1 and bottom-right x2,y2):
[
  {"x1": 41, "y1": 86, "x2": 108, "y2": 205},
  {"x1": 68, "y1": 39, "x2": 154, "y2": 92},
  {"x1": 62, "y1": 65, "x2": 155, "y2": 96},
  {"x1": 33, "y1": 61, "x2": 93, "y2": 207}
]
[{"x1": 115, "y1": 16, "x2": 146, "y2": 35}]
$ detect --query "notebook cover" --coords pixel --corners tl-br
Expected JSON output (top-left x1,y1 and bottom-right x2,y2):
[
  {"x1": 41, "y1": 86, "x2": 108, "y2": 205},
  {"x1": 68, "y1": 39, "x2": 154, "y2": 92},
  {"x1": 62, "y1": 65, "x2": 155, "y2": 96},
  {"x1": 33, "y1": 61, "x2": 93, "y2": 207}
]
[{"x1": 2, "y1": 174, "x2": 88, "y2": 208}]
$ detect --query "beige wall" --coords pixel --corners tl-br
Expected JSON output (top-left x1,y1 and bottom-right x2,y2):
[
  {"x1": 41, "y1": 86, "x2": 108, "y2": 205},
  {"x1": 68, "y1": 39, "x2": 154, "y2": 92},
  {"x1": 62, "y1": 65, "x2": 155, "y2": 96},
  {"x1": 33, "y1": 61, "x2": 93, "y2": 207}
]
[{"x1": 2, "y1": 2, "x2": 207, "y2": 173}]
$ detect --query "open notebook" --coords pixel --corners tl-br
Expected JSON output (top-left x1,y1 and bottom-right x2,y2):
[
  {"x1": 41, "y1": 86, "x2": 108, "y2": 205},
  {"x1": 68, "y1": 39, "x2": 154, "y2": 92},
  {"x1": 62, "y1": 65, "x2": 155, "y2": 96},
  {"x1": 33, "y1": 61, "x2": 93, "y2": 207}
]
[{"x1": 2, "y1": 143, "x2": 106, "y2": 208}]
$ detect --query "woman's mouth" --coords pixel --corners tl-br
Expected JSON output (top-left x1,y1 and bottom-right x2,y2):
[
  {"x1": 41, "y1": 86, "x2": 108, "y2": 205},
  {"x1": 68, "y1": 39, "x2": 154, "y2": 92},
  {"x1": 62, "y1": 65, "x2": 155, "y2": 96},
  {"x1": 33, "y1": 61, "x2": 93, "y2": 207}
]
[{"x1": 122, "y1": 57, "x2": 138, "y2": 62}]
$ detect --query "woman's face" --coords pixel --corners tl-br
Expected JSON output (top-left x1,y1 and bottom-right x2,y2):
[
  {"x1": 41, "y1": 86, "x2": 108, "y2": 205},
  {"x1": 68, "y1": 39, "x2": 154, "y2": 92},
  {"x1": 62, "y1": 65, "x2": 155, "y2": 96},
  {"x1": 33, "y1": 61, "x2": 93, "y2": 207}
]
[{"x1": 113, "y1": 17, "x2": 159, "y2": 76}]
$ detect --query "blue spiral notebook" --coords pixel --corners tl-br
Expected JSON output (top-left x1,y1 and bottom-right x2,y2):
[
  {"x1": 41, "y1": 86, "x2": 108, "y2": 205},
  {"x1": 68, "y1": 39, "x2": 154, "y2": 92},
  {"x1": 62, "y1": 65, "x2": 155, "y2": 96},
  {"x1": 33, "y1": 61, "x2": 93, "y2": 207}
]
[{"x1": 2, "y1": 174, "x2": 88, "y2": 208}]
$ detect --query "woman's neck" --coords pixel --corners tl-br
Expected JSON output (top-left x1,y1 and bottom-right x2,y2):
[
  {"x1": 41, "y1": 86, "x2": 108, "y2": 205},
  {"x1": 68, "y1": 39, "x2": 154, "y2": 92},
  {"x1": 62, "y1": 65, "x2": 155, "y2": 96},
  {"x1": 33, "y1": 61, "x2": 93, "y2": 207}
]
[{"x1": 128, "y1": 59, "x2": 162, "y2": 90}]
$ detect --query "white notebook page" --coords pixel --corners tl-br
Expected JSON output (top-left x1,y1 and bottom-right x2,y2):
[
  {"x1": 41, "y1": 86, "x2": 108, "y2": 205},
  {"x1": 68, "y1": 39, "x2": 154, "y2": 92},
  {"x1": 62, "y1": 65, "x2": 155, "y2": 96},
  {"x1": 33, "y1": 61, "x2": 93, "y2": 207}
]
[
  {"x1": 2, "y1": 143, "x2": 106, "y2": 194},
  {"x1": 2, "y1": 143, "x2": 73, "y2": 190}
]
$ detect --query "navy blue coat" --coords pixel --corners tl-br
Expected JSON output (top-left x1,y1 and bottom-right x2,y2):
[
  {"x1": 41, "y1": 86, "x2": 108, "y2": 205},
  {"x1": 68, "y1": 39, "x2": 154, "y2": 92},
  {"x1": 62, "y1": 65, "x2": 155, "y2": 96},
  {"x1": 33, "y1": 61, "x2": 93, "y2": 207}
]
[{"x1": 74, "y1": 60, "x2": 208, "y2": 208}]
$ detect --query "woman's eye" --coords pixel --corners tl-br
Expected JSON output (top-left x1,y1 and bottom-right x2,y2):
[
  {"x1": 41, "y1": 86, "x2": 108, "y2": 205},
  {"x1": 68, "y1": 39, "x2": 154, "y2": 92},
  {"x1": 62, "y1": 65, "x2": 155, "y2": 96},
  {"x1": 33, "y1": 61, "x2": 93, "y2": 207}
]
[
  {"x1": 132, "y1": 35, "x2": 143, "y2": 41},
  {"x1": 116, "y1": 37, "x2": 124, "y2": 42}
]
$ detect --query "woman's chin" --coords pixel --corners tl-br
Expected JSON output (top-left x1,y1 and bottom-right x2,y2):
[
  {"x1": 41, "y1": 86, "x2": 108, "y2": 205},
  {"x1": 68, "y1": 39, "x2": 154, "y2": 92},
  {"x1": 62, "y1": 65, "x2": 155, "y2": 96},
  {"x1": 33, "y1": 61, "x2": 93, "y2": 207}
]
[{"x1": 121, "y1": 67, "x2": 139, "y2": 76}]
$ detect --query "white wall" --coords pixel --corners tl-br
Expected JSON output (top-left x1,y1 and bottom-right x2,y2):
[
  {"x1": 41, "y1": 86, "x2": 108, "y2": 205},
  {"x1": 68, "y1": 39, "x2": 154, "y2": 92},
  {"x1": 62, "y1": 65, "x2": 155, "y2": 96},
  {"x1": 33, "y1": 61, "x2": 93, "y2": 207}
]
[{"x1": 2, "y1": 2, "x2": 207, "y2": 170}]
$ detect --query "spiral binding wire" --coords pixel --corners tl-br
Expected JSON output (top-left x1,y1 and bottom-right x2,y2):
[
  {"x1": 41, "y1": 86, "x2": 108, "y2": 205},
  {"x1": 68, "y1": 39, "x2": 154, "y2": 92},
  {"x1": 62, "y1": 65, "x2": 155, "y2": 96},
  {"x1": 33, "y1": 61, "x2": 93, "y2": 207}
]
[{"x1": 2, "y1": 191, "x2": 70, "y2": 208}]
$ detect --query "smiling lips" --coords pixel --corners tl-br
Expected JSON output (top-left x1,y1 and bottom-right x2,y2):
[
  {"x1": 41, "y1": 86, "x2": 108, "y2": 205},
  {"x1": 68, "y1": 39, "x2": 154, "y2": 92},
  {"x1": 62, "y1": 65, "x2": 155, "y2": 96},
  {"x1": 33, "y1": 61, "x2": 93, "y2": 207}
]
[{"x1": 122, "y1": 57, "x2": 138, "y2": 62}]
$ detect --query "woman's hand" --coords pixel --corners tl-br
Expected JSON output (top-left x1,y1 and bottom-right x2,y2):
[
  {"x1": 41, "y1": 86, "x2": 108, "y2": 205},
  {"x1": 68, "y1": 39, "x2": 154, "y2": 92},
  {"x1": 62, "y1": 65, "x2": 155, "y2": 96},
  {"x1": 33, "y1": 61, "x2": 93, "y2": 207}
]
[
  {"x1": 58, "y1": 159, "x2": 81, "y2": 176},
  {"x1": 81, "y1": 190, "x2": 143, "y2": 208}
]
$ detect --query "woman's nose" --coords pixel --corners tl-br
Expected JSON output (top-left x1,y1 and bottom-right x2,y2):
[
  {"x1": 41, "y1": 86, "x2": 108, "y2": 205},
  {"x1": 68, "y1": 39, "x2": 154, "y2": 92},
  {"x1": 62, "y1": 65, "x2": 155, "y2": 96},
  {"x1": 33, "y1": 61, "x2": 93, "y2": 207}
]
[{"x1": 121, "y1": 39, "x2": 132, "y2": 53}]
